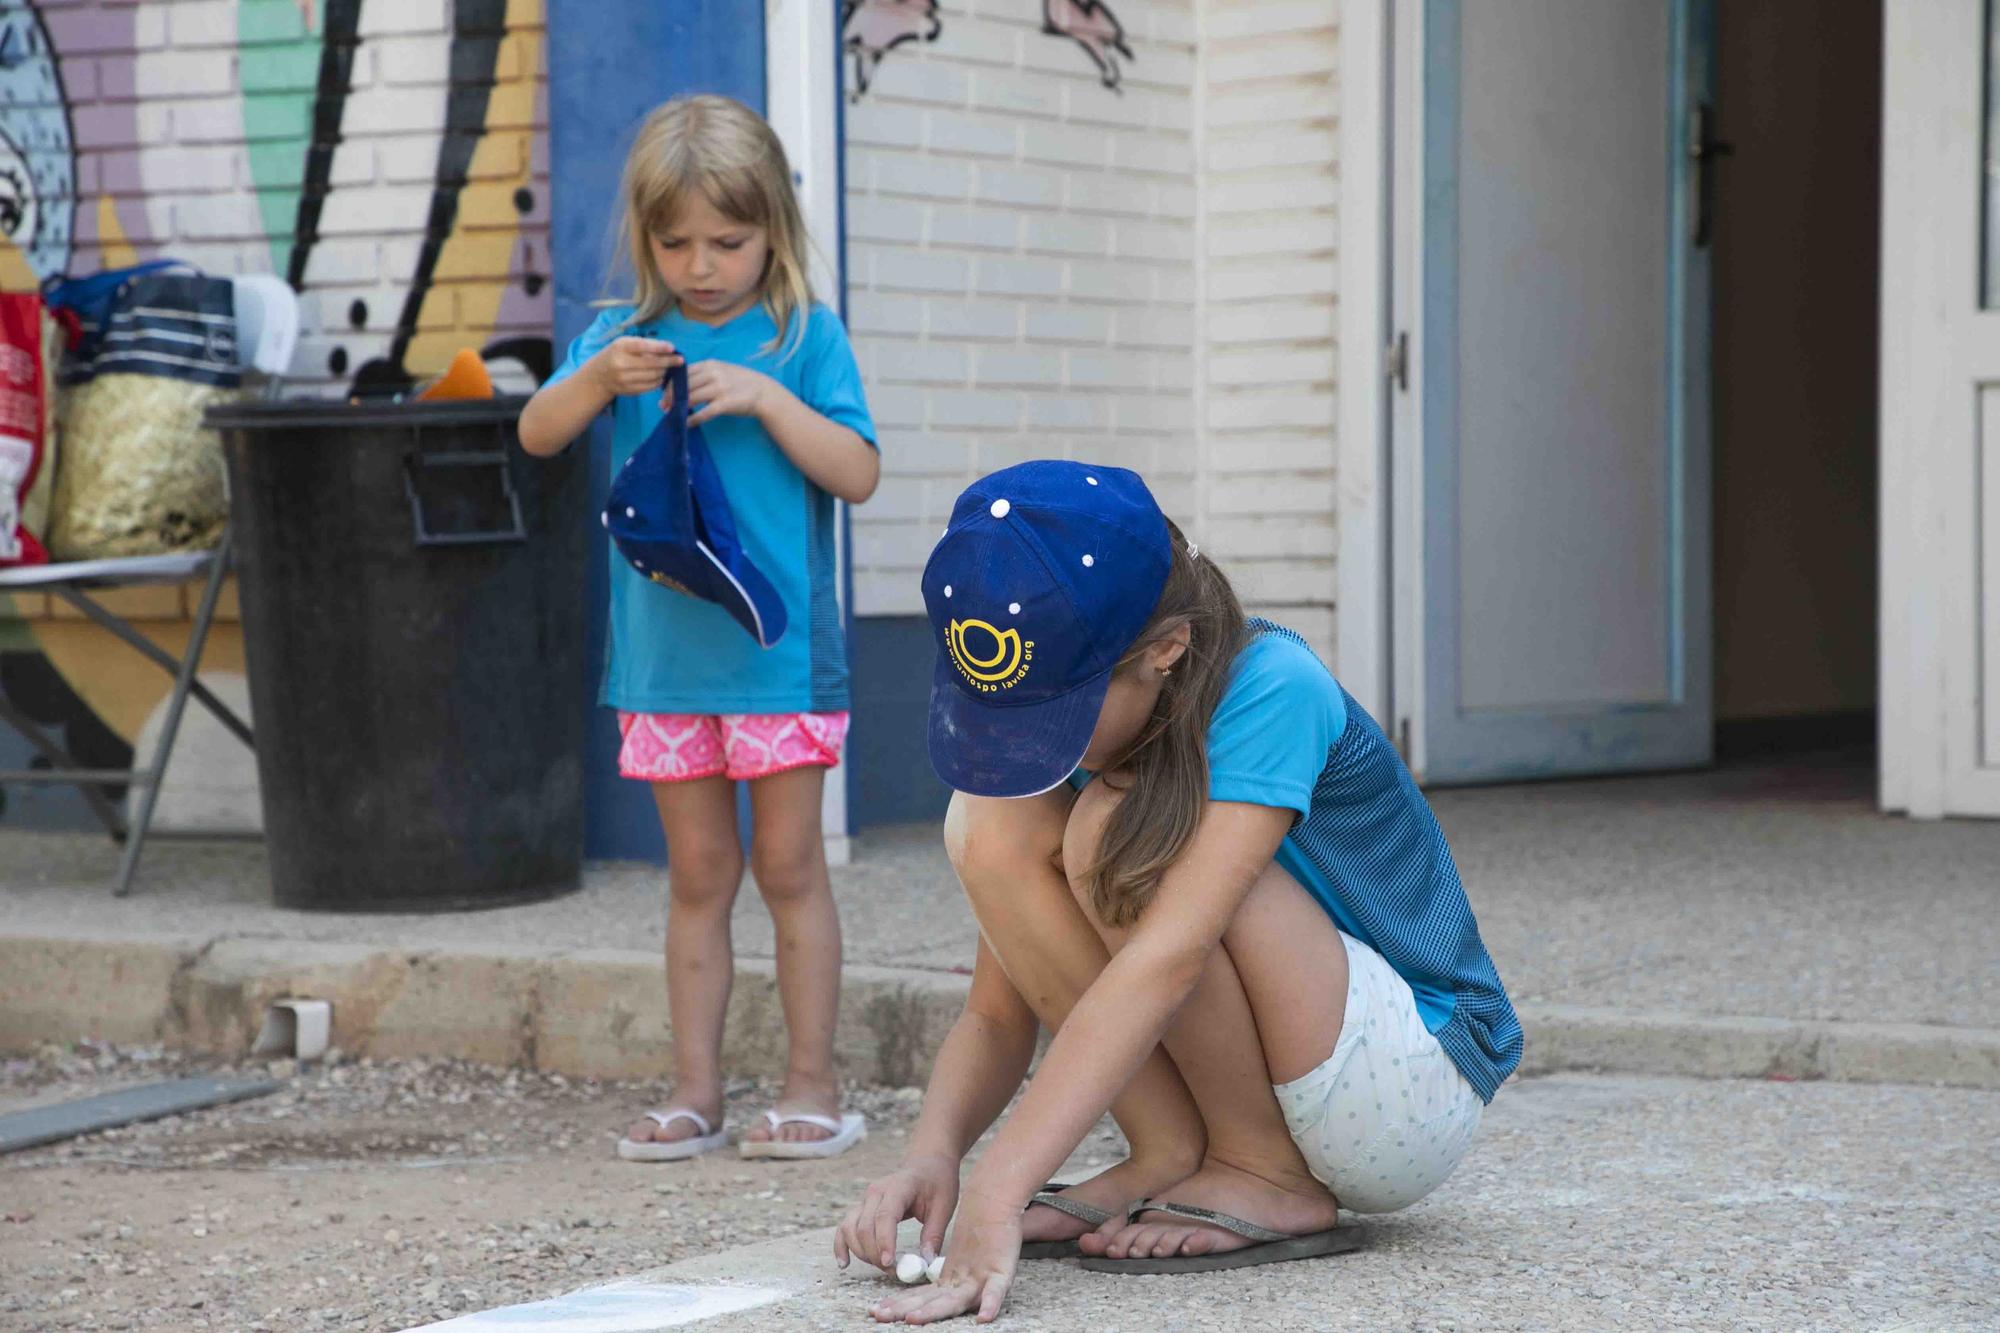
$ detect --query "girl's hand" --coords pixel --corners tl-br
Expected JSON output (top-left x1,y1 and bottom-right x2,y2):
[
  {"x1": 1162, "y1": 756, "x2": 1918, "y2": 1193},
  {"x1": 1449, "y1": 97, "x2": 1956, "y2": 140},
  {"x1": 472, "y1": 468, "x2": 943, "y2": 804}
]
[
  {"x1": 589, "y1": 337, "x2": 682, "y2": 396},
  {"x1": 677, "y1": 359, "x2": 777, "y2": 426},
  {"x1": 867, "y1": 1192, "x2": 1020, "y2": 1326},
  {"x1": 836, "y1": 1154, "x2": 960, "y2": 1275}
]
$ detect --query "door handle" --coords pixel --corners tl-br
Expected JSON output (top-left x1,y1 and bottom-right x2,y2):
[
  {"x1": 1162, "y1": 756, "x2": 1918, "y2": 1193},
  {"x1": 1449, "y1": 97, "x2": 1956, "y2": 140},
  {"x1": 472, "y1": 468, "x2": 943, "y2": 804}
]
[{"x1": 1690, "y1": 102, "x2": 1734, "y2": 248}]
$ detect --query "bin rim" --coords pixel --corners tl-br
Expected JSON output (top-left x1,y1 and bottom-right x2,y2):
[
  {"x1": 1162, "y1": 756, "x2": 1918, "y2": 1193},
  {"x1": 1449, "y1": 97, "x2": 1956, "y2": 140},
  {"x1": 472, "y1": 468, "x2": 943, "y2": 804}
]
[{"x1": 206, "y1": 395, "x2": 531, "y2": 431}]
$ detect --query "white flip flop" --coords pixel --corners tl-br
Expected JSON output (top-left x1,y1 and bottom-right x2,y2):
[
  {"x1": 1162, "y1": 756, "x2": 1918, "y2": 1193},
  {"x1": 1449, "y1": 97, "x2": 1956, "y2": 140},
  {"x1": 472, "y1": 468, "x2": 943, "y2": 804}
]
[
  {"x1": 738, "y1": 1110, "x2": 867, "y2": 1160},
  {"x1": 616, "y1": 1108, "x2": 730, "y2": 1162}
]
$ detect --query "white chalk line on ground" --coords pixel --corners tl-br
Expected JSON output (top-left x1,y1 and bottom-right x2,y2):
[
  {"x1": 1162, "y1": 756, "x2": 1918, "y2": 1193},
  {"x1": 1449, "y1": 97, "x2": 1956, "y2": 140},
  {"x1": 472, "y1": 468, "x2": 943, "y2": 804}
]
[
  {"x1": 403, "y1": 1280, "x2": 790, "y2": 1332},
  {"x1": 5, "y1": 1152, "x2": 541, "y2": 1173}
]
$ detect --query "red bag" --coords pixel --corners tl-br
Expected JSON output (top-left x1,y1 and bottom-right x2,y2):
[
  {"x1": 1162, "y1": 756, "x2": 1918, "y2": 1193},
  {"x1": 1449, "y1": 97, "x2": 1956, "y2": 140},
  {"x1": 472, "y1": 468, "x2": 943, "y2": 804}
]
[{"x1": 0, "y1": 292, "x2": 52, "y2": 567}]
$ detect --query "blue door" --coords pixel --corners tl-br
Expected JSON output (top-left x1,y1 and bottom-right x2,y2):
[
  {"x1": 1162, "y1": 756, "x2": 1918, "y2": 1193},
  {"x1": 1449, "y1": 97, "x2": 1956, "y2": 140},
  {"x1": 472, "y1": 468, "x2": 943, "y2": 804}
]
[{"x1": 1415, "y1": 0, "x2": 1715, "y2": 783}]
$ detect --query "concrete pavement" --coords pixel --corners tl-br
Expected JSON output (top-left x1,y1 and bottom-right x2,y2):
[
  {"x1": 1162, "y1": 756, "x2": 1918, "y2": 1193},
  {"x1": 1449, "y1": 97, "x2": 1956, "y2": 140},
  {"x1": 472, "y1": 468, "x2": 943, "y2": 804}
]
[{"x1": 437, "y1": 1073, "x2": 2000, "y2": 1332}]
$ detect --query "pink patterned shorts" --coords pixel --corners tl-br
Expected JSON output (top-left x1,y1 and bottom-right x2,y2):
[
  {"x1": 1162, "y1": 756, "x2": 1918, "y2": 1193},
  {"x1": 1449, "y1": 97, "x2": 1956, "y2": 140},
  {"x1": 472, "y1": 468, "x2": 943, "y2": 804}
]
[{"x1": 616, "y1": 711, "x2": 850, "y2": 783}]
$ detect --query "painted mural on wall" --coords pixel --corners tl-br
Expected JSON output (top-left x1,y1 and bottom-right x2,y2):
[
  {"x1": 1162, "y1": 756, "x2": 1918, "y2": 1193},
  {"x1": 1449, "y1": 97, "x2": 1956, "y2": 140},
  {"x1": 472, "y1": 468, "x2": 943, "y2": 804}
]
[
  {"x1": 842, "y1": 0, "x2": 1134, "y2": 96},
  {"x1": 0, "y1": 0, "x2": 551, "y2": 830},
  {"x1": 1042, "y1": 0, "x2": 1135, "y2": 87},
  {"x1": 0, "y1": 5, "x2": 75, "y2": 283},
  {"x1": 279, "y1": 0, "x2": 553, "y2": 394}
]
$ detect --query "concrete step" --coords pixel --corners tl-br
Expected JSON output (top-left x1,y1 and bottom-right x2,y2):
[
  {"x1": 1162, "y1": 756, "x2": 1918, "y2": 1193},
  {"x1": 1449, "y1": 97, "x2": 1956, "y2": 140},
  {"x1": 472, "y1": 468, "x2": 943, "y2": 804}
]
[{"x1": 4, "y1": 929, "x2": 1997, "y2": 1090}]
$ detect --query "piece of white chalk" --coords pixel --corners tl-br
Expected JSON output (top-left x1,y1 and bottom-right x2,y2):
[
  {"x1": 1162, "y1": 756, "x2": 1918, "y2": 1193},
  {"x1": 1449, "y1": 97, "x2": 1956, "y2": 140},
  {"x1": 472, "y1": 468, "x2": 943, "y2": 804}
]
[
  {"x1": 895, "y1": 1252, "x2": 926, "y2": 1284},
  {"x1": 926, "y1": 1255, "x2": 946, "y2": 1284}
]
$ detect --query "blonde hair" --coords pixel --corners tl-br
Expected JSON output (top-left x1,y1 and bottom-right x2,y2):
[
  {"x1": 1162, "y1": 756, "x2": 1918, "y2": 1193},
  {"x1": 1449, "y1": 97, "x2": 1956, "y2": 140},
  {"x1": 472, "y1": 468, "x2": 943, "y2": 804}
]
[
  {"x1": 1083, "y1": 520, "x2": 1249, "y2": 927},
  {"x1": 614, "y1": 95, "x2": 814, "y2": 354}
]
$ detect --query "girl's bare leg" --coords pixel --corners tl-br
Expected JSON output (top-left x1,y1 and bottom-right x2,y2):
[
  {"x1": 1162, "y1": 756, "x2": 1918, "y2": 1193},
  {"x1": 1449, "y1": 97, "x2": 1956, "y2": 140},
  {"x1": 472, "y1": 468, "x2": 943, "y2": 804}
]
[
  {"x1": 1061, "y1": 781, "x2": 1353, "y2": 1259},
  {"x1": 740, "y1": 764, "x2": 846, "y2": 1145},
  {"x1": 946, "y1": 791, "x2": 1209, "y2": 1242},
  {"x1": 626, "y1": 774, "x2": 743, "y2": 1145}
]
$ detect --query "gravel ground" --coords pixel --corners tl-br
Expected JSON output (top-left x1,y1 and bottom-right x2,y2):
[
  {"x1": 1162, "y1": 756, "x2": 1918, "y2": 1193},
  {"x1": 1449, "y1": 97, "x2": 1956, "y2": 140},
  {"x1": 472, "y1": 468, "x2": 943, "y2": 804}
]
[{"x1": 0, "y1": 1041, "x2": 1087, "y2": 1333}]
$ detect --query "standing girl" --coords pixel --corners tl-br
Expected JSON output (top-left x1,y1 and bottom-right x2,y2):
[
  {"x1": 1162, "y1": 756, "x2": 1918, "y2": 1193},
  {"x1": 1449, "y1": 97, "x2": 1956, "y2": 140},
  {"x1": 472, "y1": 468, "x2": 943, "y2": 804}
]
[
  {"x1": 836, "y1": 461, "x2": 1520, "y2": 1323},
  {"x1": 520, "y1": 95, "x2": 878, "y2": 1161}
]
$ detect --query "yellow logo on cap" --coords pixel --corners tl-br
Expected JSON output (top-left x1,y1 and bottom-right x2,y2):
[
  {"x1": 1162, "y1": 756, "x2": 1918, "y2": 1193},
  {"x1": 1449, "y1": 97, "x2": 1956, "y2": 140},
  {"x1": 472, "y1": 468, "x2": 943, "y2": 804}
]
[{"x1": 947, "y1": 618, "x2": 1035, "y2": 692}]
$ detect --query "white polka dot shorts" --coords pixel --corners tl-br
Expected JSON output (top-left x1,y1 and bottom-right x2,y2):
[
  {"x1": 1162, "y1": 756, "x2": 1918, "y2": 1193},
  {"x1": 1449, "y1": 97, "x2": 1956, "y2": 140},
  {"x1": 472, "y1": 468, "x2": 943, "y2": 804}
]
[{"x1": 1271, "y1": 930, "x2": 1484, "y2": 1213}]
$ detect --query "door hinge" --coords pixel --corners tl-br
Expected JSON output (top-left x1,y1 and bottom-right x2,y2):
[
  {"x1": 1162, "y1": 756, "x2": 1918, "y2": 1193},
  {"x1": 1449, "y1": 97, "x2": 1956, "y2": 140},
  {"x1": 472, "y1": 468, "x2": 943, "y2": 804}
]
[
  {"x1": 1689, "y1": 101, "x2": 1734, "y2": 248},
  {"x1": 1396, "y1": 717, "x2": 1412, "y2": 762},
  {"x1": 1385, "y1": 331, "x2": 1409, "y2": 392}
]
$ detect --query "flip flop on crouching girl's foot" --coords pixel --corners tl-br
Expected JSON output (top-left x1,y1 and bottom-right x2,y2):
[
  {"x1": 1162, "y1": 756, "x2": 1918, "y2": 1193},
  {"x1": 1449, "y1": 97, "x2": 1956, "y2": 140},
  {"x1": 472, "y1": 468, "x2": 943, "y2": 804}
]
[
  {"x1": 1018, "y1": 1153, "x2": 1199, "y2": 1259},
  {"x1": 1077, "y1": 1159, "x2": 1357, "y2": 1273}
]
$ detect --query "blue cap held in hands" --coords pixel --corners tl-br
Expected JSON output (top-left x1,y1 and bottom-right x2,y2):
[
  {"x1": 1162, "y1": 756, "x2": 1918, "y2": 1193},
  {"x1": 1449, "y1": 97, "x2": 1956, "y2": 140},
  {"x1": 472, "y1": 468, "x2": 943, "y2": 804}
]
[{"x1": 603, "y1": 362, "x2": 787, "y2": 649}]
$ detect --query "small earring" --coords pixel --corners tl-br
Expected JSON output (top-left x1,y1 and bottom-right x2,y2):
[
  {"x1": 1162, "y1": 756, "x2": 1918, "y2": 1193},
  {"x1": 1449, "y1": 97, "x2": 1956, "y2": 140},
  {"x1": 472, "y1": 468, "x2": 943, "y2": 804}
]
[{"x1": 1159, "y1": 666, "x2": 1173, "y2": 679}]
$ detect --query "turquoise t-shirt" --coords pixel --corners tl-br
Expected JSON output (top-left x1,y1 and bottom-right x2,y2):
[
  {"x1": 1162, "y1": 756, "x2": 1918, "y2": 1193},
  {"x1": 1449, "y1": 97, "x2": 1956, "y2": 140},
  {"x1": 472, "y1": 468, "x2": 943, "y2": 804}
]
[
  {"x1": 1205, "y1": 623, "x2": 1521, "y2": 1101},
  {"x1": 1072, "y1": 621, "x2": 1522, "y2": 1100},
  {"x1": 548, "y1": 301, "x2": 876, "y2": 714}
]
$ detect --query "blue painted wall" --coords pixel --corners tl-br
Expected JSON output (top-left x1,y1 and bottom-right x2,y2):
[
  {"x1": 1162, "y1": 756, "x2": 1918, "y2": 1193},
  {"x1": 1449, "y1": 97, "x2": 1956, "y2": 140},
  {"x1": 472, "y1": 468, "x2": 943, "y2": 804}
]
[
  {"x1": 849, "y1": 617, "x2": 951, "y2": 827},
  {"x1": 548, "y1": 0, "x2": 767, "y2": 860}
]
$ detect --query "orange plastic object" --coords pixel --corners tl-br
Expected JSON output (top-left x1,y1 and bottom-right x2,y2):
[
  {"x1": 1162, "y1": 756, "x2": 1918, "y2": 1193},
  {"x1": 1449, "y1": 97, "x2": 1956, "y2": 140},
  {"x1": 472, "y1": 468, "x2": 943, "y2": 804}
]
[{"x1": 416, "y1": 348, "x2": 494, "y2": 402}]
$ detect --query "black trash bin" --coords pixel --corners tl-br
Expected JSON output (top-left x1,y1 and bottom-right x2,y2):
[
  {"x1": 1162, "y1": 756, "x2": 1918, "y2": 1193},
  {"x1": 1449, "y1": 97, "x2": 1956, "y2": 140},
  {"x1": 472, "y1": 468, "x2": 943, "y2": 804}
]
[{"x1": 209, "y1": 397, "x2": 587, "y2": 911}]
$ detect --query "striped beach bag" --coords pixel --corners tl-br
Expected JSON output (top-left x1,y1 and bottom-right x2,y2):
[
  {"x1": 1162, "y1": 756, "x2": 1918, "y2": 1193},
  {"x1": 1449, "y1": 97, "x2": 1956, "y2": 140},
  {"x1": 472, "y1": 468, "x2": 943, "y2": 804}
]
[{"x1": 43, "y1": 261, "x2": 242, "y2": 560}]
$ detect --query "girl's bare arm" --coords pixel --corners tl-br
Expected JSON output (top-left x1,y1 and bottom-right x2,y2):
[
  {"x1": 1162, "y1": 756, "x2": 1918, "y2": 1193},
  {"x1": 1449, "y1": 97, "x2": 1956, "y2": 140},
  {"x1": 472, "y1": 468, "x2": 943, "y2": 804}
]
[
  {"x1": 518, "y1": 370, "x2": 611, "y2": 457},
  {"x1": 958, "y1": 800, "x2": 1294, "y2": 1215},
  {"x1": 673, "y1": 353, "x2": 878, "y2": 502},
  {"x1": 905, "y1": 937, "x2": 1040, "y2": 1165},
  {"x1": 836, "y1": 938, "x2": 1037, "y2": 1270},
  {"x1": 751, "y1": 379, "x2": 880, "y2": 504},
  {"x1": 518, "y1": 336, "x2": 681, "y2": 457}
]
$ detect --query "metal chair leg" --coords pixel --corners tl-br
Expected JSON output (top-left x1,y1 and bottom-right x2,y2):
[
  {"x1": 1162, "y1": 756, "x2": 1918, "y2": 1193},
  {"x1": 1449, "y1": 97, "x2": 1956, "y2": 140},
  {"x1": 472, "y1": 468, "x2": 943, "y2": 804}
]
[
  {"x1": 50, "y1": 575, "x2": 254, "y2": 749},
  {"x1": 114, "y1": 533, "x2": 236, "y2": 898}
]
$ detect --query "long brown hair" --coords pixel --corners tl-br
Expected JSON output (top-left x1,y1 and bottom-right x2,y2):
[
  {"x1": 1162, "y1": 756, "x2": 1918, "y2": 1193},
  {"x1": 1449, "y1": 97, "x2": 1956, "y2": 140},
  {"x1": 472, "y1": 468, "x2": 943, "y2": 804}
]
[
  {"x1": 612, "y1": 95, "x2": 814, "y2": 355},
  {"x1": 1083, "y1": 519, "x2": 1248, "y2": 926}
]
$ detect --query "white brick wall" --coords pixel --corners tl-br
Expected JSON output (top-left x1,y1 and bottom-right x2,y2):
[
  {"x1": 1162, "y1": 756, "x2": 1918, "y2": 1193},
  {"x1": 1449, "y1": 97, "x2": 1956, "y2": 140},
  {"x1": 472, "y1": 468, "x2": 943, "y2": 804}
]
[
  {"x1": 843, "y1": 1, "x2": 1201, "y2": 616},
  {"x1": 841, "y1": 0, "x2": 1343, "y2": 659},
  {"x1": 1196, "y1": 0, "x2": 1341, "y2": 661}
]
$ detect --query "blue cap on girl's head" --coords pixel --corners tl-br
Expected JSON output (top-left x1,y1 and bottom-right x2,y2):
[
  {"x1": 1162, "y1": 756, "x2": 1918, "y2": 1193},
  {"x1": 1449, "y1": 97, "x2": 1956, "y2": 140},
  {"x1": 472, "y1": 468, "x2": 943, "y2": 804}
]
[{"x1": 922, "y1": 460, "x2": 1172, "y2": 798}]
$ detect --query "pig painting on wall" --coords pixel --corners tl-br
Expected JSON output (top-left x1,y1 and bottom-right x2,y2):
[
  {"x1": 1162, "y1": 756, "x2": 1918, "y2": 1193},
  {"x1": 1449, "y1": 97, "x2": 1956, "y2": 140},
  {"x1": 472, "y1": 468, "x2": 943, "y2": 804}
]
[
  {"x1": 841, "y1": 0, "x2": 941, "y2": 97},
  {"x1": 841, "y1": 0, "x2": 1135, "y2": 97},
  {"x1": 1042, "y1": 0, "x2": 1134, "y2": 88}
]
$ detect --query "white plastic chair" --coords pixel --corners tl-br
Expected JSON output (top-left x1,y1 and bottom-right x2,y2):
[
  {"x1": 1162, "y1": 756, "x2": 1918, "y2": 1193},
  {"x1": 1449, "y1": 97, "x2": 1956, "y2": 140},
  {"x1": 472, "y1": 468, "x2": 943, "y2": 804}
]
[{"x1": 0, "y1": 276, "x2": 299, "y2": 894}]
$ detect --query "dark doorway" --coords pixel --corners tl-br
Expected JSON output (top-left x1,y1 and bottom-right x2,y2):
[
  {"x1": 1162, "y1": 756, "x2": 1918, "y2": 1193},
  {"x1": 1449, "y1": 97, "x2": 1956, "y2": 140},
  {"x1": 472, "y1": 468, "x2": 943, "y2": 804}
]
[{"x1": 1711, "y1": 4, "x2": 1883, "y2": 764}]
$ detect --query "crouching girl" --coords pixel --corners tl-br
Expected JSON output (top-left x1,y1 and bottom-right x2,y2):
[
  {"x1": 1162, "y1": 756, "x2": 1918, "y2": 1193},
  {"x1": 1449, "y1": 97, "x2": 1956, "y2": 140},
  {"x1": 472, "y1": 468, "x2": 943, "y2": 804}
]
[{"x1": 837, "y1": 461, "x2": 1521, "y2": 1324}]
